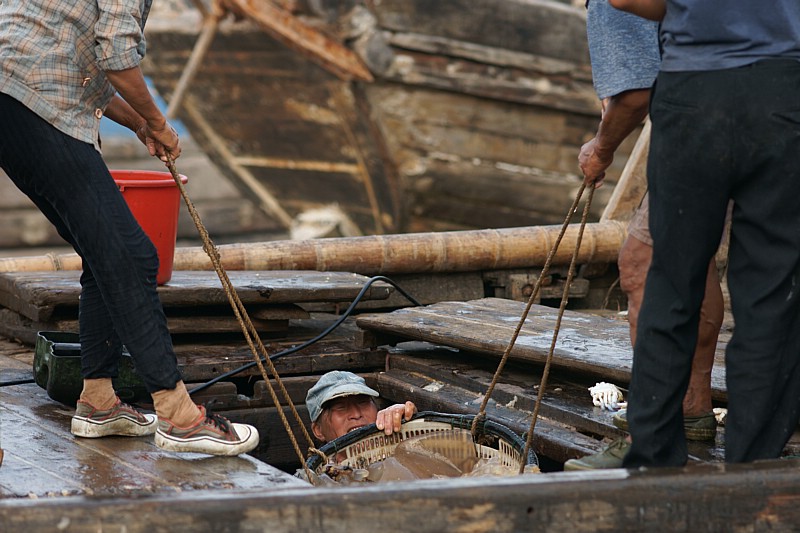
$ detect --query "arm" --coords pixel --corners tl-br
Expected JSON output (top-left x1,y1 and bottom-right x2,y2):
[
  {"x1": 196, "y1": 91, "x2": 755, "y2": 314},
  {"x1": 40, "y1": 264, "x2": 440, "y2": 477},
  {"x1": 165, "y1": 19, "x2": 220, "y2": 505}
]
[
  {"x1": 609, "y1": 0, "x2": 666, "y2": 21},
  {"x1": 579, "y1": 88, "x2": 650, "y2": 186},
  {"x1": 104, "y1": 67, "x2": 181, "y2": 161},
  {"x1": 375, "y1": 401, "x2": 417, "y2": 435}
]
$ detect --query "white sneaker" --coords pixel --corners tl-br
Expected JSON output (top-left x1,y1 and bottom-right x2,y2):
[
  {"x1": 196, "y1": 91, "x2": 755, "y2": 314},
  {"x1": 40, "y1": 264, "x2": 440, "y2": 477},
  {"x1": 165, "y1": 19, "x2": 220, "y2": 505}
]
[
  {"x1": 71, "y1": 399, "x2": 158, "y2": 438},
  {"x1": 154, "y1": 406, "x2": 259, "y2": 456}
]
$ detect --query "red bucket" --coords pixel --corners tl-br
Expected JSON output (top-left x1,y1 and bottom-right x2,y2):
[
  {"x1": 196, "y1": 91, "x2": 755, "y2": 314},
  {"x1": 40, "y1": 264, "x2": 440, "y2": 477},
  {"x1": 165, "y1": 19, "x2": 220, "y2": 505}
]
[{"x1": 112, "y1": 170, "x2": 187, "y2": 285}]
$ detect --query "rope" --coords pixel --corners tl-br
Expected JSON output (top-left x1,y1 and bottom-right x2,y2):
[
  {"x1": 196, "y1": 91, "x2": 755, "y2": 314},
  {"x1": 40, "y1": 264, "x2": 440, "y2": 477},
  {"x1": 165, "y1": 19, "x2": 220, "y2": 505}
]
[
  {"x1": 470, "y1": 182, "x2": 588, "y2": 437},
  {"x1": 165, "y1": 156, "x2": 317, "y2": 483},
  {"x1": 519, "y1": 185, "x2": 595, "y2": 472}
]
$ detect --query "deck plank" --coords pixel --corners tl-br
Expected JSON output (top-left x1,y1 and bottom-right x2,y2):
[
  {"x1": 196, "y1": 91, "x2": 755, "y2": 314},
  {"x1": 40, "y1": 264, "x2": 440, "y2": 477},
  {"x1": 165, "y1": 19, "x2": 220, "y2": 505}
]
[
  {"x1": 4, "y1": 460, "x2": 800, "y2": 532},
  {"x1": 0, "y1": 383, "x2": 305, "y2": 498},
  {"x1": 357, "y1": 297, "x2": 728, "y2": 401},
  {"x1": 0, "y1": 270, "x2": 392, "y2": 322}
]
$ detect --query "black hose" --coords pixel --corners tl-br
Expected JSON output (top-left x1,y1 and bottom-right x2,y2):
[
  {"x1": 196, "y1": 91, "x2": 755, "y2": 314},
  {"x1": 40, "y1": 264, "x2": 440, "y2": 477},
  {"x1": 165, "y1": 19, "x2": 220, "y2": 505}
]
[
  {"x1": 1, "y1": 378, "x2": 36, "y2": 386},
  {"x1": 187, "y1": 275, "x2": 421, "y2": 396}
]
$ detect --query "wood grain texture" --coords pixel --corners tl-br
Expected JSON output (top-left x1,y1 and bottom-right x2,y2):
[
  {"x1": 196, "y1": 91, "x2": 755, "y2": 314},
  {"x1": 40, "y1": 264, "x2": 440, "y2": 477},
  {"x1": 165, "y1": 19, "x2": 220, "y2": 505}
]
[
  {"x1": 0, "y1": 270, "x2": 391, "y2": 321},
  {"x1": 357, "y1": 298, "x2": 728, "y2": 401}
]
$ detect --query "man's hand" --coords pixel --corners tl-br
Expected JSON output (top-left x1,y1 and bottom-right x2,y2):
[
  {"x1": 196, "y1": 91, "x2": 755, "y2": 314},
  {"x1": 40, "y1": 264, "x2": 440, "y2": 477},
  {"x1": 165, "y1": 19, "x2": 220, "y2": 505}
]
[
  {"x1": 579, "y1": 136, "x2": 613, "y2": 188},
  {"x1": 375, "y1": 401, "x2": 417, "y2": 435},
  {"x1": 135, "y1": 119, "x2": 181, "y2": 162}
]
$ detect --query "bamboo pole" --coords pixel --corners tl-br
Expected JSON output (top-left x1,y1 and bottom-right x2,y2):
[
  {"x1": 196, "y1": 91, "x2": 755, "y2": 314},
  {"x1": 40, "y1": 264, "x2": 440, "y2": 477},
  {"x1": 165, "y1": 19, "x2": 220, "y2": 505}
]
[{"x1": 0, "y1": 221, "x2": 627, "y2": 276}]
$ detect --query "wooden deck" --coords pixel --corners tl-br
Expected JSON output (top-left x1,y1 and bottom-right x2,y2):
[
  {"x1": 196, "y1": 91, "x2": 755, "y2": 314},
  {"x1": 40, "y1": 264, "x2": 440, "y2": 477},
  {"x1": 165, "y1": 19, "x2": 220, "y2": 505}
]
[
  {"x1": 357, "y1": 297, "x2": 729, "y2": 402},
  {"x1": 0, "y1": 380, "x2": 305, "y2": 498},
  {"x1": 6, "y1": 280, "x2": 800, "y2": 531},
  {"x1": 0, "y1": 270, "x2": 392, "y2": 344}
]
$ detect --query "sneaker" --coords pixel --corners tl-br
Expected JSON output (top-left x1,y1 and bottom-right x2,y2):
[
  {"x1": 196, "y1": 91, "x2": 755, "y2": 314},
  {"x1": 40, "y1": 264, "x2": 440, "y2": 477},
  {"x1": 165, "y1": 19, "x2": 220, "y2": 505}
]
[
  {"x1": 612, "y1": 409, "x2": 717, "y2": 441},
  {"x1": 563, "y1": 438, "x2": 631, "y2": 471},
  {"x1": 155, "y1": 406, "x2": 259, "y2": 456},
  {"x1": 71, "y1": 399, "x2": 158, "y2": 438}
]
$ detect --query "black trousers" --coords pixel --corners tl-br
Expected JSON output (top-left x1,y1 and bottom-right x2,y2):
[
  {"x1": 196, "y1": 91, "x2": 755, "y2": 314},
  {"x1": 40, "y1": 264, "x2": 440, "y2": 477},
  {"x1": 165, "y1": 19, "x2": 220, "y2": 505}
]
[
  {"x1": 0, "y1": 93, "x2": 182, "y2": 393},
  {"x1": 624, "y1": 59, "x2": 800, "y2": 466}
]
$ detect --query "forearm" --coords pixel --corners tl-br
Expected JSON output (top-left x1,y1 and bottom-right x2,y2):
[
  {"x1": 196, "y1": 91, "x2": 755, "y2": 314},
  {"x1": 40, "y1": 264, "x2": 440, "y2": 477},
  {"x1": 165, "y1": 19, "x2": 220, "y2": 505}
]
[
  {"x1": 609, "y1": 0, "x2": 666, "y2": 20},
  {"x1": 593, "y1": 89, "x2": 650, "y2": 159},
  {"x1": 104, "y1": 67, "x2": 166, "y2": 130},
  {"x1": 104, "y1": 95, "x2": 145, "y2": 132},
  {"x1": 104, "y1": 66, "x2": 181, "y2": 160}
]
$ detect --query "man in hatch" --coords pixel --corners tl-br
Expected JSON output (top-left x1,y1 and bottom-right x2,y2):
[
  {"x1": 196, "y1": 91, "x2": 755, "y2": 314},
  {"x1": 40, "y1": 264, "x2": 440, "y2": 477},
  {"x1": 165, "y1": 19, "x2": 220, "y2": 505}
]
[{"x1": 306, "y1": 371, "x2": 417, "y2": 443}]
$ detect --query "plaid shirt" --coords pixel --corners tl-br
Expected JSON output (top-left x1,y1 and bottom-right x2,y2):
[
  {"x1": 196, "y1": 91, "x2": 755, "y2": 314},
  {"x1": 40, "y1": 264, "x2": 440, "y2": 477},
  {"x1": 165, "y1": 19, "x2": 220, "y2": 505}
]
[{"x1": 0, "y1": 0, "x2": 152, "y2": 149}]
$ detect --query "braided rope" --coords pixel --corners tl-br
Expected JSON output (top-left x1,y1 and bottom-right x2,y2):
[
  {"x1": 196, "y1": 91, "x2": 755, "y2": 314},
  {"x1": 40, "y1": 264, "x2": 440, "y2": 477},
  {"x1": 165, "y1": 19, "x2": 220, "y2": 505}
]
[
  {"x1": 520, "y1": 185, "x2": 595, "y2": 472},
  {"x1": 166, "y1": 156, "x2": 317, "y2": 483},
  {"x1": 470, "y1": 183, "x2": 588, "y2": 437}
]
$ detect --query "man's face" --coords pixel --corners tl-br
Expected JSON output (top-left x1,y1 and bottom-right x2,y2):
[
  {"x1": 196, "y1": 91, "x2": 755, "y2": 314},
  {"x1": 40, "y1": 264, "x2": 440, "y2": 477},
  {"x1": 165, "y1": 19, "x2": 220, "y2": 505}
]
[{"x1": 311, "y1": 394, "x2": 378, "y2": 443}]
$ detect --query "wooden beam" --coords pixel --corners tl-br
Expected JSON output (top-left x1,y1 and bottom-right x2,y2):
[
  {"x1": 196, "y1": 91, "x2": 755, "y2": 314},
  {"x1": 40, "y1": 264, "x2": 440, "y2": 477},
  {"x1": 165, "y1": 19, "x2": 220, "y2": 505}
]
[
  {"x1": 180, "y1": 95, "x2": 295, "y2": 228},
  {"x1": 356, "y1": 298, "x2": 729, "y2": 403},
  {"x1": 220, "y1": 0, "x2": 373, "y2": 82},
  {"x1": 375, "y1": 371, "x2": 599, "y2": 463},
  {"x1": 4, "y1": 460, "x2": 800, "y2": 532},
  {"x1": 165, "y1": 4, "x2": 222, "y2": 120},
  {"x1": 600, "y1": 120, "x2": 650, "y2": 223}
]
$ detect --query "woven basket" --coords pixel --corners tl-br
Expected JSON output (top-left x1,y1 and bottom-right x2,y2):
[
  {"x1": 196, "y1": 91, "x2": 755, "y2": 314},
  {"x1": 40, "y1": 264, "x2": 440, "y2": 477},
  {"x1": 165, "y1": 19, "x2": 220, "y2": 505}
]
[{"x1": 306, "y1": 411, "x2": 538, "y2": 474}]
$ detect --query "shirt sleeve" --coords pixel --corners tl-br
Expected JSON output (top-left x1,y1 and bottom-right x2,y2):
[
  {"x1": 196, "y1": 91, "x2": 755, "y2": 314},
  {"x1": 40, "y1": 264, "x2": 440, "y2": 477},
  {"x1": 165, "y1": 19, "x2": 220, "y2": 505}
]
[
  {"x1": 94, "y1": 0, "x2": 148, "y2": 72},
  {"x1": 586, "y1": 0, "x2": 661, "y2": 100}
]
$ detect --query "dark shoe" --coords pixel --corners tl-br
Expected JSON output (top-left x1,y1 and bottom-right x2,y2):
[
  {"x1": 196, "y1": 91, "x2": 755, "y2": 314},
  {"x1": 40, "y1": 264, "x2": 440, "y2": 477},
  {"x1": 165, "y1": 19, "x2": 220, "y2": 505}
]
[
  {"x1": 155, "y1": 406, "x2": 259, "y2": 456},
  {"x1": 612, "y1": 409, "x2": 717, "y2": 441},
  {"x1": 71, "y1": 399, "x2": 157, "y2": 438},
  {"x1": 563, "y1": 438, "x2": 630, "y2": 471}
]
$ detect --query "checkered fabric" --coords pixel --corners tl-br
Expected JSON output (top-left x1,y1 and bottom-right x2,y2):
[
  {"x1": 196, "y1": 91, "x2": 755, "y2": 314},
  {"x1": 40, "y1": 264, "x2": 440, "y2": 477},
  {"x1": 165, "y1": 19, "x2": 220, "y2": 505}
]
[{"x1": 0, "y1": 0, "x2": 152, "y2": 148}]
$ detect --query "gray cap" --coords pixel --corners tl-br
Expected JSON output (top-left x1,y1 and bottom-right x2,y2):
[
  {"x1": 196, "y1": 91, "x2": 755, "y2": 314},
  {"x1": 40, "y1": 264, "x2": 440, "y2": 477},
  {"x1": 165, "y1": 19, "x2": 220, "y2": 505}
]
[{"x1": 306, "y1": 371, "x2": 379, "y2": 423}]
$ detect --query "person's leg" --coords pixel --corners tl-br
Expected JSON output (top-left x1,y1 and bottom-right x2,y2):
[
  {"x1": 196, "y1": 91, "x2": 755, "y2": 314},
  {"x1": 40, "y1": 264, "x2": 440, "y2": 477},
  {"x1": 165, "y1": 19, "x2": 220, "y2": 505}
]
[
  {"x1": 623, "y1": 69, "x2": 731, "y2": 468},
  {"x1": 723, "y1": 60, "x2": 800, "y2": 462},
  {"x1": 618, "y1": 234, "x2": 651, "y2": 346},
  {"x1": 0, "y1": 94, "x2": 257, "y2": 453},
  {"x1": 620, "y1": 207, "x2": 722, "y2": 419},
  {"x1": 0, "y1": 93, "x2": 182, "y2": 394},
  {"x1": 682, "y1": 261, "x2": 722, "y2": 417}
]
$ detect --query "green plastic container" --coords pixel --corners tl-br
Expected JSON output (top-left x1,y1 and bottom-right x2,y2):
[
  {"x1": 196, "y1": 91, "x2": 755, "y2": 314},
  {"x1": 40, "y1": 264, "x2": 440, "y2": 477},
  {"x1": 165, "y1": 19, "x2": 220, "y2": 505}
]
[{"x1": 33, "y1": 331, "x2": 148, "y2": 406}]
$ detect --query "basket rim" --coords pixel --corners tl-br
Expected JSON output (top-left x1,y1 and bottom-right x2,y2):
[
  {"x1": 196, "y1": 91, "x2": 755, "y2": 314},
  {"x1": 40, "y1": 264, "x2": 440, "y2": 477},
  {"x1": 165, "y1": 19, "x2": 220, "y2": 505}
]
[{"x1": 305, "y1": 411, "x2": 538, "y2": 472}]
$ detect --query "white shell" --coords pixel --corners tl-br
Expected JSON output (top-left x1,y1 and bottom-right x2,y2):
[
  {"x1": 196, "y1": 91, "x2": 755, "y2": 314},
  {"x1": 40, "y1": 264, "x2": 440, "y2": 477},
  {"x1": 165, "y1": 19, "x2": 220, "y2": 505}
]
[{"x1": 588, "y1": 382, "x2": 625, "y2": 411}]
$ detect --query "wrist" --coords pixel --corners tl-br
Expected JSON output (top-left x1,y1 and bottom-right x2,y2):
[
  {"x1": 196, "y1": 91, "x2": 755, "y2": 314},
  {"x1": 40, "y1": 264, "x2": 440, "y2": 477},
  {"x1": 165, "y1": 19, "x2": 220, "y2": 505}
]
[
  {"x1": 146, "y1": 115, "x2": 167, "y2": 131},
  {"x1": 592, "y1": 141, "x2": 615, "y2": 162}
]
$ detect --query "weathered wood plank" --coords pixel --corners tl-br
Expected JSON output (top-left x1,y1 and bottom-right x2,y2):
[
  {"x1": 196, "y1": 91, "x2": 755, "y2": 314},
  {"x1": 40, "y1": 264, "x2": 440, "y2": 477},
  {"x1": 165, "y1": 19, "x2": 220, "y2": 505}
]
[
  {"x1": 0, "y1": 270, "x2": 392, "y2": 322},
  {"x1": 368, "y1": 0, "x2": 590, "y2": 65},
  {"x1": 357, "y1": 298, "x2": 728, "y2": 402},
  {"x1": 387, "y1": 347, "x2": 627, "y2": 442},
  {"x1": 360, "y1": 37, "x2": 598, "y2": 115},
  {"x1": 176, "y1": 338, "x2": 387, "y2": 382},
  {"x1": 141, "y1": 4, "x2": 623, "y2": 234},
  {"x1": 0, "y1": 384, "x2": 305, "y2": 499},
  {"x1": 406, "y1": 158, "x2": 612, "y2": 228},
  {"x1": 0, "y1": 306, "x2": 304, "y2": 345},
  {"x1": 3, "y1": 460, "x2": 800, "y2": 532},
  {"x1": 384, "y1": 346, "x2": 724, "y2": 463}
]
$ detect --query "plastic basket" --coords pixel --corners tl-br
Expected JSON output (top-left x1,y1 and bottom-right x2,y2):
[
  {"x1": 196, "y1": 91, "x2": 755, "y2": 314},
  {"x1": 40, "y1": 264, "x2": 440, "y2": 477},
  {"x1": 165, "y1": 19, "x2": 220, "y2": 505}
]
[{"x1": 306, "y1": 411, "x2": 538, "y2": 474}]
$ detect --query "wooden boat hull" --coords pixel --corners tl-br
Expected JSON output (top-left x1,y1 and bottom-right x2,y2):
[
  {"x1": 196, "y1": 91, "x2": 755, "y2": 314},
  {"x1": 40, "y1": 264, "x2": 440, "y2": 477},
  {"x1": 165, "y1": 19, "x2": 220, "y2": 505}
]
[
  {"x1": 4, "y1": 461, "x2": 800, "y2": 532},
  {"x1": 143, "y1": 0, "x2": 638, "y2": 235}
]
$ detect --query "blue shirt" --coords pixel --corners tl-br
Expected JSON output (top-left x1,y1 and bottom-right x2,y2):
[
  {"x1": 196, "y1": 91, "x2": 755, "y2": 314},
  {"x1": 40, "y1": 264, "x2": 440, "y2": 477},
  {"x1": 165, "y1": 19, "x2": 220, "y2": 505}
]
[
  {"x1": 660, "y1": 0, "x2": 800, "y2": 71},
  {"x1": 586, "y1": 0, "x2": 661, "y2": 99}
]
